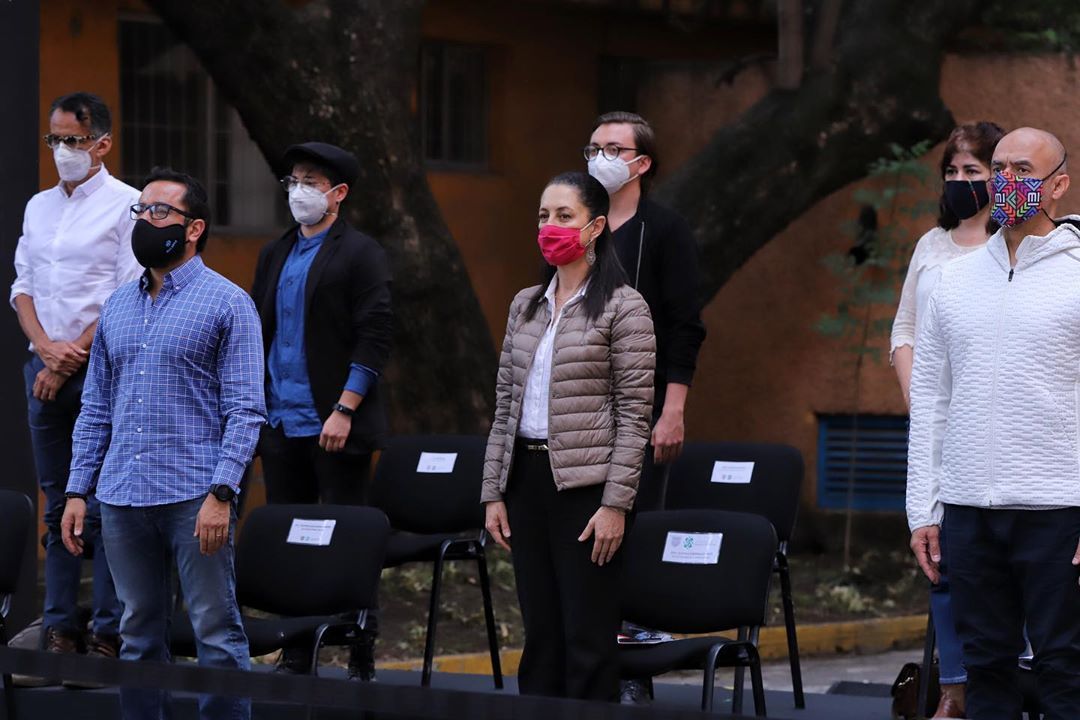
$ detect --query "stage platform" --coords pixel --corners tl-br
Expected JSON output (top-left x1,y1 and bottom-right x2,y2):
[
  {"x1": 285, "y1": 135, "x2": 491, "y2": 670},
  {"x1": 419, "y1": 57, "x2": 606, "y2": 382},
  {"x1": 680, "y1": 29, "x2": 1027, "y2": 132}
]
[{"x1": 6, "y1": 667, "x2": 895, "y2": 719}]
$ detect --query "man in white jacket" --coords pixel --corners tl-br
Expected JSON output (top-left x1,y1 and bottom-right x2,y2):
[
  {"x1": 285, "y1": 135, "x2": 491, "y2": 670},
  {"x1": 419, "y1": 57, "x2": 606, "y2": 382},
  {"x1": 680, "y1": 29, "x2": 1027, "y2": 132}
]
[{"x1": 908, "y1": 127, "x2": 1080, "y2": 719}]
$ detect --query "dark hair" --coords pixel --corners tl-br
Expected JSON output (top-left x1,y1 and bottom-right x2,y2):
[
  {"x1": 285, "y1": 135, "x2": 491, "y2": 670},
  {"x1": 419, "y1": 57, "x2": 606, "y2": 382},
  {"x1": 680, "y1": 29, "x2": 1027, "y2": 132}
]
[
  {"x1": 937, "y1": 121, "x2": 1007, "y2": 232},
  {"x1": 49, "y1": 92, "x2": 111, "y2": 137},
  {"x1": 142, "y1": 167, "x2": 212, "y2": 252},
  {"x1": 593, "y1": 111, "x2": 658, "y2": 194},
  {"x1": 524, "y1": 172, "x2": 628, "y2": 323}
]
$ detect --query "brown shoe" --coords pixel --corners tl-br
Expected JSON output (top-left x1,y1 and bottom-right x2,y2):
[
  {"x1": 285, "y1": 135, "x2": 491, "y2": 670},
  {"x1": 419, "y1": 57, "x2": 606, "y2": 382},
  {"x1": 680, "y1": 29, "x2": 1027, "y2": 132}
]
[
  {"x1": 11, "y1": 626, "x2": 77, "y2": 688},
  {"x1": 932, "y1": 682, "x2": 966, "y2": 718},
  {"x1": 62, "y1": 632, "x2": 120, "y2": 689}
]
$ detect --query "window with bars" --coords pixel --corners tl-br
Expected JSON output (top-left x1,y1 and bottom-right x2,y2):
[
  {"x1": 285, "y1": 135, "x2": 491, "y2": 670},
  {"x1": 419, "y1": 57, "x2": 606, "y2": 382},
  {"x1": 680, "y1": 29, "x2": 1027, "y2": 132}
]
[
  {"x1": 420, "y1": 41, "x2": 488, "y2": 169},
  {"x1": 118, "y1": 17, "x2": 285, "y2": 230},
  {"x1": 817, "y1": 414, "x2": 909, "y2": 511}
]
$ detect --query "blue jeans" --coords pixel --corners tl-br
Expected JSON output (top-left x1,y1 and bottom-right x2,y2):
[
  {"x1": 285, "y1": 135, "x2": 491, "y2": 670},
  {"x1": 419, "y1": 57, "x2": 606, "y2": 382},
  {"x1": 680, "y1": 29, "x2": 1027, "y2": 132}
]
[
  {"x1": 101, "y1": 497, "x2": 250, "y2": 720},
  {"x1": 930, "y1": 520, "x2": 967, "y2": 685},
  {"x1": 23, "y1": 355, "x2": 121, "y2": 636}
]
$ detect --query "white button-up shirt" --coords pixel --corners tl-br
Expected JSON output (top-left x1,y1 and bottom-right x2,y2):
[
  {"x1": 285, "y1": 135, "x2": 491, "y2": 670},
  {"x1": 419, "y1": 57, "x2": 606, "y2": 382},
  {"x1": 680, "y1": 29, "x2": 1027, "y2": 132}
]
[
  {"x1": 518, "y1": 277, "x2": 588, "y2": 439},
  {"x1": 10, "y1": 166, "x2": 142, "y2": 347}
]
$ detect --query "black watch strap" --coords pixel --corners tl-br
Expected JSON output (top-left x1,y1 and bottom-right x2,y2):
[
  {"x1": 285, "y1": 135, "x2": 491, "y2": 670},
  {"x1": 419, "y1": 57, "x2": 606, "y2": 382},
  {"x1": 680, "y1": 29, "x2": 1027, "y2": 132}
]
[
  {"x1": 333, "y1": 403, "x2": 355, "y2": 417},
  {"x1": 209, "y1": 484, "x2": 236, "y2": 502},
  {"x1": 65, "y1": 492, "x2": 87, "y2": 501}
]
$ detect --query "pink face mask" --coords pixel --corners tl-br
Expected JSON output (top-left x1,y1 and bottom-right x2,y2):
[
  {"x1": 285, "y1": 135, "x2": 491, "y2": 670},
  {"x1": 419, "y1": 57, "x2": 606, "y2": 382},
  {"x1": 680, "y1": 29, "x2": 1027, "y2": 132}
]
[{"x1": 537, "y1": 219, "x2": 595, "y2": 266}]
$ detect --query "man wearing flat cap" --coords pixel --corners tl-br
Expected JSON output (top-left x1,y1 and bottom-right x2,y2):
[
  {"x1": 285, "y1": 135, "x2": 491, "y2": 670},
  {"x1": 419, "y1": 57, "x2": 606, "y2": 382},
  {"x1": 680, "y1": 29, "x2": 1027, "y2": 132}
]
[{"x1": 251, "y1": 142, "x2": 393, "y2": 678}]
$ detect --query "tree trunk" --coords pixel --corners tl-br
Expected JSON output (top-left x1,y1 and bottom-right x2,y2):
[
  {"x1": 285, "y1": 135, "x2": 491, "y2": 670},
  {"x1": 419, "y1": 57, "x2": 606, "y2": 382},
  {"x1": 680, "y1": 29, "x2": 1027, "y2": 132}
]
[
  {"x1": 655, "y1": 0, "x2": 981, "y2": 302},
  {"x1": 143, "y1": 0, "x2": 496, "y2": 434}
]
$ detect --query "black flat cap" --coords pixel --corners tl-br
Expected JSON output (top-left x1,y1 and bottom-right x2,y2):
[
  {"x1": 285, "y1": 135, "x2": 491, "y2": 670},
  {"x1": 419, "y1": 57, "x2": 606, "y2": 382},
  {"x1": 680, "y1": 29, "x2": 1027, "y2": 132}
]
[{"x1": 282, "y1": 142, "x2": 359, "y2": 187}]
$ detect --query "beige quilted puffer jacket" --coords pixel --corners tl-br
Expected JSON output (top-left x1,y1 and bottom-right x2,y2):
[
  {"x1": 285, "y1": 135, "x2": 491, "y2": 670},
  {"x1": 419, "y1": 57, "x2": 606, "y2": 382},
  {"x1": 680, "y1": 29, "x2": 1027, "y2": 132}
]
[{"x1": 481, "y1": 283, "x2": 655, "y2": 511}]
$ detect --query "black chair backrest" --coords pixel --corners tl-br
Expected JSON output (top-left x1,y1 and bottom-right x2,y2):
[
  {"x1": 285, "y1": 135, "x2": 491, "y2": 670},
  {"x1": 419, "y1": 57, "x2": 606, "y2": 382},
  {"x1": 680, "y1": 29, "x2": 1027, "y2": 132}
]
[
  {"x1": 664, "y1": 442, "x2": 803, "y2": 544},
  {"x1": 369, "y1": 434, "x2": 487, "y2": 535},
  {"x1": 0, "y1": 490, "x2": 33, "y2": 599},
  {"x1": 621, "y1": 510, "x2": 777, "y2": 634},
  {"x1": 236, "y1": 504, "x2": 389, "y2": 617}
]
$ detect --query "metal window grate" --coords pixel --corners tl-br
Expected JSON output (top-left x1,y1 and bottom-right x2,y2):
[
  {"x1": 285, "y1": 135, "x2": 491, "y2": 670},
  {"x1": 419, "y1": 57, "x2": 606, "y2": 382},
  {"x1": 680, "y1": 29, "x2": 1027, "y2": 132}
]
[
  {"x1": 420, "y1": 41, "x2": 488, "y2": 169},
  {"x1": 817, "y1": 414, "x2": 908, "y2": 511}
]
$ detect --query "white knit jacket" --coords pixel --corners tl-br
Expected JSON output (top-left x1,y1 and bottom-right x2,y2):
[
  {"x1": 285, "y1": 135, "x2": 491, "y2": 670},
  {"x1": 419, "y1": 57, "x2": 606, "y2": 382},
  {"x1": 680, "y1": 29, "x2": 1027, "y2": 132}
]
[{"x1": 907, "y1": 219, "x2": 1080, "y2": 530}]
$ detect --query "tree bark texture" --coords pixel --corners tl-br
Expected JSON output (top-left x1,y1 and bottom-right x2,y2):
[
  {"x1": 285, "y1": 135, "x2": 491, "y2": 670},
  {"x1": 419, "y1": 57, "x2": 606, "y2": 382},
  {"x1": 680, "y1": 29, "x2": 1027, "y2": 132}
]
[
  {"x1": 144, "y1": 0, "x2": 496, "y2": 434},
  {"x1": 654, "y1": 0, "x2": 981, "y2": 302}
]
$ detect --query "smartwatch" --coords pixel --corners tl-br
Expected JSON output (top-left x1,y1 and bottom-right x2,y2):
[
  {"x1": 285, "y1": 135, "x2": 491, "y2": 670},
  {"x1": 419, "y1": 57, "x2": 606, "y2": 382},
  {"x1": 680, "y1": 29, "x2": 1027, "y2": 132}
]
[
  {"x1": 333, "y1": 403, "x2": 356, "y2": 417},
  {"x1": 209, "y1": 484, "x2": 236, "y2": 503}
]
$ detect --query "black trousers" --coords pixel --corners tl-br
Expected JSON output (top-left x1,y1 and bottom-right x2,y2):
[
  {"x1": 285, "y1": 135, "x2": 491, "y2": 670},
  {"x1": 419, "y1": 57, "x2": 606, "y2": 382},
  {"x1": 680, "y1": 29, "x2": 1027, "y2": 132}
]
[
  {"x1": 505, "y1": 439, "x2": 623, "y2": 701},
  {"x1": 946, "y1": 504, "x2": 1080, "y2": 720},
  {"x1": 259, "y1": 423, "x2": 373, "y2": 505}
]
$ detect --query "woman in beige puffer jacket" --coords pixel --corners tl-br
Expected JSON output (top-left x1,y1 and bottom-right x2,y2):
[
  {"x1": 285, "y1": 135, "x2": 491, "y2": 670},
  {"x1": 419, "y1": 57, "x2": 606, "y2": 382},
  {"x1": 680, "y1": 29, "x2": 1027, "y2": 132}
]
[{"x1": 482, "y1": 172, "x2": 655, "y2": 702}]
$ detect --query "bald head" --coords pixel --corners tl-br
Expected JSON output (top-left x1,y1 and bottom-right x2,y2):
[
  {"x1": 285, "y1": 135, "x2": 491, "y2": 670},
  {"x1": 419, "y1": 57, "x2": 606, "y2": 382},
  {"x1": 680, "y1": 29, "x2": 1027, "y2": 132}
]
[{"x1": 992, "y1": 127, "x2": 1067, "y2": 178}]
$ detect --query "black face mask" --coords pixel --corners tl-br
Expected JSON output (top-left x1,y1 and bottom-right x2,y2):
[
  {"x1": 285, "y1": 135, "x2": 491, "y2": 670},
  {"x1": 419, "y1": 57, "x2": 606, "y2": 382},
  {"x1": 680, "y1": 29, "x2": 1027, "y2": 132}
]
[
  {"x1": 131, "y1": 219, "x2": 188, "y2": 269},
  {"x1": 943, "y1": 179, "x2": 990, "y2": 220}
]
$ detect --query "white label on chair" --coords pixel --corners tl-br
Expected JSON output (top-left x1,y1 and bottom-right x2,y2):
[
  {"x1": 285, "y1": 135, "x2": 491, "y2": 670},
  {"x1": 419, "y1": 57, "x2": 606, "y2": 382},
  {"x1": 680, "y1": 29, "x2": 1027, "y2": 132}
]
[
  {"x1": 417, "y1": 452, "x2": 457, "y2": 473},
  {"x1": 662, "y1": 532, "x2": 723, "y2": 564},
  {"x1": 286, "y1": 519, "x2": 337, "y2": 546},
  {"x1": 710, "y1": 461, "x2": 754, "y2": 484}
]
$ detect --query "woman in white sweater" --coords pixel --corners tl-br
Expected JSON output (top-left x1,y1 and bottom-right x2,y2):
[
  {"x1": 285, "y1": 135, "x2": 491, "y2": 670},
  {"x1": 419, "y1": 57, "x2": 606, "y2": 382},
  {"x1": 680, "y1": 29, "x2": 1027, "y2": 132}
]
[{"x1": 891, "y1": 121, "x2": 1005, "y2": 719}]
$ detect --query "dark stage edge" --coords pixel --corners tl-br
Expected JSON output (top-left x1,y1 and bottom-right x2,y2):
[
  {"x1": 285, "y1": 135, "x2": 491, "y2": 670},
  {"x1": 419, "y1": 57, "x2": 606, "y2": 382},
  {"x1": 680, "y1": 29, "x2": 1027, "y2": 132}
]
[{"x1": 6, "y1": 668, "x2": 893, "y2": 720}]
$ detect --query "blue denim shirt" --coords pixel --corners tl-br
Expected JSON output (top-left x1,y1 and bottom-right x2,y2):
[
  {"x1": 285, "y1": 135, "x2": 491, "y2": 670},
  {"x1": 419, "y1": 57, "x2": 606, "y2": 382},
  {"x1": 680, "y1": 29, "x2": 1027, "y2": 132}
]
[
  {"x1": 267, "y1": 228, "x2": 378, "y2": 437},
  {"x1": 68, "y1": 256, "x2": 267, "y2": 505}
]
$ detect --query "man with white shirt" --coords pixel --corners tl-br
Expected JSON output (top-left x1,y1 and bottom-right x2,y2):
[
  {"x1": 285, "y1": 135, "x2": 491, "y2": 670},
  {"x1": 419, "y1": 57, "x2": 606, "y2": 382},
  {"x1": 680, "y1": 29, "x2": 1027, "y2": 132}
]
[
  {"x1": 908, "y1": 127, "x2": 1080, "y2": 718},
  {"x1": 9, "y1": 92, "x2": 141, "y2": 669}
]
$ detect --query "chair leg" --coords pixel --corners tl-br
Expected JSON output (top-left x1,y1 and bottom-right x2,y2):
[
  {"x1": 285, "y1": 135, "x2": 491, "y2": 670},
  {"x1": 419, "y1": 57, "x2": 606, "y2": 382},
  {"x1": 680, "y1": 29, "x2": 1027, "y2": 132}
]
[
  {"x1": 747, "y1": 644, "x2": 767, "y2": 718},
  {"x1": 2, "y1": 671, "x2": 14, "y2": 720},
  {"x1": 777, "y1": 554, "x2": 804, "y2": 709},
  {"x1": 917, "y1": 608, "x2": 936, "y2": 720},
  {"x1": 475, "y1": 551, "x2": 503, "y2": 689},
  {"x1": 701, "y1": 643, "x2": 725, "y2": 712},
  {"x1": 733, "y1": 627, "x2": 748, "y2": 715},
  {"x1": 421, "y1": 548, "x2": 448, "y2": 687}
]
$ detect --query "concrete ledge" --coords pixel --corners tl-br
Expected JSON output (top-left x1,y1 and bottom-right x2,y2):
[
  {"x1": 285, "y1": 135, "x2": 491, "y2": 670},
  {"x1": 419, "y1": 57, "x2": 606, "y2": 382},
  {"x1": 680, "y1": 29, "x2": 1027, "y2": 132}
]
[{"x1": 377, "y1": 613, "x2": 929, "y2": 675}]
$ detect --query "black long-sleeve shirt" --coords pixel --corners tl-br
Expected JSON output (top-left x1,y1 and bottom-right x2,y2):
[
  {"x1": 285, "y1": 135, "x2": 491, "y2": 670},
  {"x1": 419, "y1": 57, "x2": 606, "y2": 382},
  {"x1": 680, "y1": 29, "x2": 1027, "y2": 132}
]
[{"x1": 612, "y1": 198, "x2": 706, "y2": 415}]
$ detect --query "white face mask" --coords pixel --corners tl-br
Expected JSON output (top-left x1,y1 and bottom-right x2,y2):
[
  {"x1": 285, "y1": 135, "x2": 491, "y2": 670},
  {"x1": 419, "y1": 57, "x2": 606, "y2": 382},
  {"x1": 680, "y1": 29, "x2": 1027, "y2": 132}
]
[
  {"x1": 587, "y1": 153, "x2": 642, "y2": 194},
  {"x1": 288, "y1": 183, "x2": 337, "y2": 226},
  {"x1": 53, "y1": 137, "x2": 104, "y2": 183}
]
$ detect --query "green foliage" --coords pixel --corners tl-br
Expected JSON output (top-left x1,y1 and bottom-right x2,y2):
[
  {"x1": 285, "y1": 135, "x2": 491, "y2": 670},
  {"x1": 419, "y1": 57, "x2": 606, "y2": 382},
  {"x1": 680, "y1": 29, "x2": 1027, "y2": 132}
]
[
  {"x1": 815, "y1": 141, "x2": 934, "y2": 363},
  {"x1": 979, "y1": 1, "x2": 1080, "y2": 52}
]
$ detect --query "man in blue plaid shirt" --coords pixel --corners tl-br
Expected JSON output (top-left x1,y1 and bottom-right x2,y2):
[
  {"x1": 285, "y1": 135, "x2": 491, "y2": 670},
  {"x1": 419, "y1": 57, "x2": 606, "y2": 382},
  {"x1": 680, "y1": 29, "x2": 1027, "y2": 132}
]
[{"x1": 61, "y1": 167, "x2": 266, "y2": 720}]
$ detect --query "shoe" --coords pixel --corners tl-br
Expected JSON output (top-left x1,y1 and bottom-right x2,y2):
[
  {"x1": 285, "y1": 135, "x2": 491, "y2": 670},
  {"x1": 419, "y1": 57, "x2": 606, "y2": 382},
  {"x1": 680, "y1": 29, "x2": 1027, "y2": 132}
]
[
  {"x1": 620, "y1": 678, "x2": 652, "y2": 705},
  {"x1": 12, "y1": 626, "x2": 78, "y2": 688},
  {"x1": 64, "y1": 633, "x2": 121, "y2": 689},
  {"x1": 273, "y1": 646, "x2": 312, "y2": 674},
  {"x1": 932, "y1": 683, "x2": 966, "y2": 718}
]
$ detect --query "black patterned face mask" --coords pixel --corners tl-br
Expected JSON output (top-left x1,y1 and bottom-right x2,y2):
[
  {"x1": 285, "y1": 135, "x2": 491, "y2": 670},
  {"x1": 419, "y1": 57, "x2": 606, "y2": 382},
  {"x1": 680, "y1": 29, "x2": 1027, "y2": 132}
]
[
  {"x1": 131, "y1": 219, "x2": 188, "y2": 269},
  {"x1": 943, "y1": 179, "x2": 990, "y2": 220}
]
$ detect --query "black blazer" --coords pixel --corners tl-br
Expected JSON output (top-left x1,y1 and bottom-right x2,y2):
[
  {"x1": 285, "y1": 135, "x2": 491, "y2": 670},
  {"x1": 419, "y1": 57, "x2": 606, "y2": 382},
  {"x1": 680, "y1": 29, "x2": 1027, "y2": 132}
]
[{"x1": 251, "y1": 217, "x2": 393, "y2": 453}]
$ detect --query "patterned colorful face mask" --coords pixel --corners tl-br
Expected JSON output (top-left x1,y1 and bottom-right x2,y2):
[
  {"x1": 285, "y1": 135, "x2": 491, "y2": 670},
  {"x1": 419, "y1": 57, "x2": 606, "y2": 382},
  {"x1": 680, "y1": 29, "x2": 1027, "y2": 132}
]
[{"x1": 991, "y1": 155, "x2": 1067, "y2": 227}]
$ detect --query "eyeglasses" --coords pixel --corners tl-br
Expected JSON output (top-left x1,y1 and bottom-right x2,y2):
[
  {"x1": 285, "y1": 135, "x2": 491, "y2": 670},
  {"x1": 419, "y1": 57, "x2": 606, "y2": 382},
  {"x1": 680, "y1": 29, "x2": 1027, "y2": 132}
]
[
  {"x1": 130, "y1": 203, "x2": 194, "y2": 222},
  {"x1": 43, "y1": 134, "x2": 102, "y2": 150},
  {"x1": 583, "y1": 143, "x2": 640, "y2": 161},
  {"x1": 279, "y1": 176, "x2": 330, "y2": 192}
]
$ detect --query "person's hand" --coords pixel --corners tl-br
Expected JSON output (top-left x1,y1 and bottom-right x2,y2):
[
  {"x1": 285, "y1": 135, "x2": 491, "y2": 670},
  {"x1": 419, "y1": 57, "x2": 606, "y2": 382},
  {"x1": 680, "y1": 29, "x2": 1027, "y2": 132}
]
[
  {"x1": 37, "y1": 339, "x2": 87, "y2": 375},
  {"x1": 194, "y1": 494, "x2": 231, "y2": 556},
  {"x1": 910, "y1": 525, "x2": 941, "y2": 584},
  {"x1": 484, "y1": 501, "x2": 511, "y2": 551},
  {"x1": 33, "y1": 367, "x2": 68, "y2": 402},
  {"x1": 319, "y1": 411, "x2": 351, "y2": 453},
  {"x1": 61, "y1": 498, "x2": 87, "y2": 557},
  {"x1": 579, "y1": 506, "x2": 626, "y2": 566},
  {"x1": 651, "y1": 408, "x2": 685, "y2": 465},
  {"x1": 1071, "y1": 538, "x2": 1080, "y2": 584}
]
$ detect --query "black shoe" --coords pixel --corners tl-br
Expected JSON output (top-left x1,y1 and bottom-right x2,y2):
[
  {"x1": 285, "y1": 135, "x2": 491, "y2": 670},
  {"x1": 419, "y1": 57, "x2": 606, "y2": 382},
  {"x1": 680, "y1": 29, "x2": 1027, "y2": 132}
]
[
  {"x1": 273, "y1": 646, "x2": 312, "y2": 674},
  {"x1": 620, "y1": 678, "x2": 652, "y2": 705}
]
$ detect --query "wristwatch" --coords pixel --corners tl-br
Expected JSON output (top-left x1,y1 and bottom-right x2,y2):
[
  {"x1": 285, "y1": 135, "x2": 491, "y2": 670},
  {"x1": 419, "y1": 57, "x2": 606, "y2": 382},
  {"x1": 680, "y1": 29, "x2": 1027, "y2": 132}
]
[
  {"x1": 332, "y1": 403, "x2": 356, "y2": 416},
  {"x1": 65, "y1": 492, "x2": 87, "y2": 501},
  {"x1": 209, "y1": 484, "x2": 236, "y2": 503}
]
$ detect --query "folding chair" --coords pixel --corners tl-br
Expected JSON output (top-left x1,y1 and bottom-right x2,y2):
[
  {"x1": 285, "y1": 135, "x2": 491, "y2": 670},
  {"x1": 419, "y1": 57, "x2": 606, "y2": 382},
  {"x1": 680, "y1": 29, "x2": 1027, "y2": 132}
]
[
  {"x1": 171, "y1": 504, "x2": 389, "y2": 676},
  {"x1": 0, "y1": 490, "x2": 34, "y2": 720},
  {"x1": 620, "y1": 509, "x2": 777, "y2": 715},
  {"x1": 665, "y1": 441, "x2": 805, "y2": 709},
  {"x1": 369, "y1": 434, "x2": 502, "y2": 688}
]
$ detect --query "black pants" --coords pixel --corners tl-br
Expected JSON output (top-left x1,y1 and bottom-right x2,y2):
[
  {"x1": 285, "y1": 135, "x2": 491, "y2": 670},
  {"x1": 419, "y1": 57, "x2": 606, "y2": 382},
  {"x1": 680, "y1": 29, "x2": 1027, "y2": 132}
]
[
  {"x1": 505, "y1": 439, "x2": 622, "y2": 701},
  {"x1": 259, "y1": 423, "x2": 373, "y2": 505},
  {"x1": 634, "y1": 444, "x2": 670, "y2": 512},
  {"x1": 946, "y1": 504, "x2": 1080, "y2": 719}
]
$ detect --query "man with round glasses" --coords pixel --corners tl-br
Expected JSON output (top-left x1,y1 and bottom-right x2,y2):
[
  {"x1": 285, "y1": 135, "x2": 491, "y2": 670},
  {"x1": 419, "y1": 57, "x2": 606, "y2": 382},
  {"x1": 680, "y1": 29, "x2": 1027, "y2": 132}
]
[{"x1": 9, "y1": 91, "x2": 139, "y2": 679}]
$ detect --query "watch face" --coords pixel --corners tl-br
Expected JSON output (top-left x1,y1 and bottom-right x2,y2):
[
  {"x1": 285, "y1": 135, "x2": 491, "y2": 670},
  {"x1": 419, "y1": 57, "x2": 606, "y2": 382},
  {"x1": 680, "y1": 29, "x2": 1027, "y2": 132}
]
[{"x1": 213, "y1": 486, "x2": 234, "y2": 501}]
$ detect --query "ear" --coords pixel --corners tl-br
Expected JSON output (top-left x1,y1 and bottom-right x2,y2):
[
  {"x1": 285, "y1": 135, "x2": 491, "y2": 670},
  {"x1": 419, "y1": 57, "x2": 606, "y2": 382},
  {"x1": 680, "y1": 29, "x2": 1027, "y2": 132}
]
[
  {"x1": 1052, "y1": 173, "x2": 1071, "y2": 200},
  {"x1": 94, "y1": 134, "x2": 113, "y2": 160},
  {"x1": 588, "y1": 215, "x2": 607, "y2": 243},
  {"x1": 330, "y1": 183, "x2": 350, "y2": 207},
  {"x1": 186, "y1": 218, "x2": 206, "y2": 245},
  {"x1": 634, "y1": 155, "x2": 652, "y2": 178}
]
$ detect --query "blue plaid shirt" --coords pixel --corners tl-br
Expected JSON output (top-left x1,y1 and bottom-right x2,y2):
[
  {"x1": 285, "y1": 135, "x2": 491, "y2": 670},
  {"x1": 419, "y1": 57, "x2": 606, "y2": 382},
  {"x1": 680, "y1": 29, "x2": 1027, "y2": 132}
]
[{"x1": 68, "y1": 256, "x2": 267, "y2": 506}]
